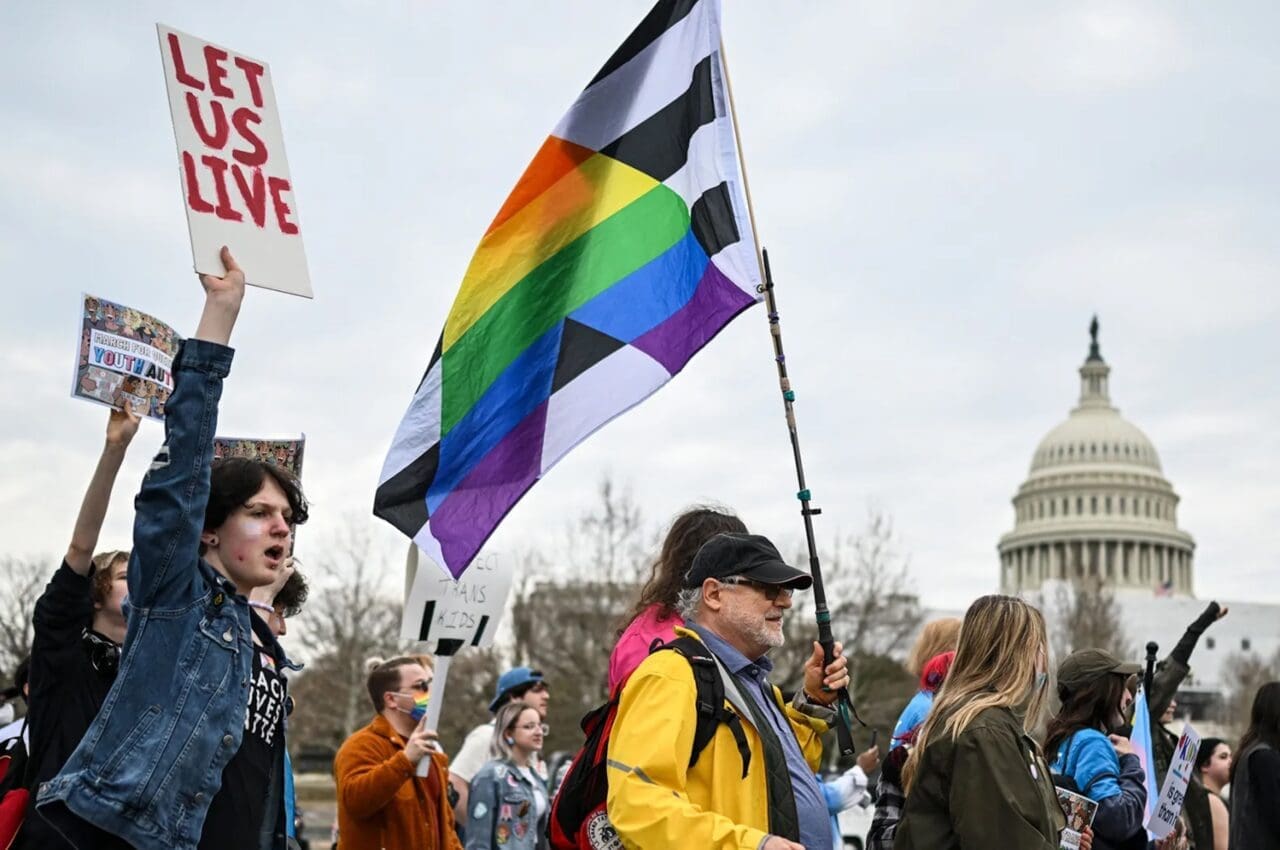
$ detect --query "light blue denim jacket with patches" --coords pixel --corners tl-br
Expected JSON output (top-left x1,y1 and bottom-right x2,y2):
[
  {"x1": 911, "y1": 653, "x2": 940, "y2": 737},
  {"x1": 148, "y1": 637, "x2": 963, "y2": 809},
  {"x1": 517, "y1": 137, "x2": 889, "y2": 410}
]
[
  {"x1": 37, "y1": 339, "x2": 297, "y2": 850},
  {"x1": 465, "y1": 758, "x2": 549, "y2": 850}
]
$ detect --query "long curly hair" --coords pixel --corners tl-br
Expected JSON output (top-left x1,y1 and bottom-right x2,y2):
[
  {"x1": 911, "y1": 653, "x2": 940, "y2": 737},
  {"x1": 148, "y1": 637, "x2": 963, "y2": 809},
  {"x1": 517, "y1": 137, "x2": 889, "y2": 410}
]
[{"x1": 616, "y1": 506, "x2": 746, "y2": 634}]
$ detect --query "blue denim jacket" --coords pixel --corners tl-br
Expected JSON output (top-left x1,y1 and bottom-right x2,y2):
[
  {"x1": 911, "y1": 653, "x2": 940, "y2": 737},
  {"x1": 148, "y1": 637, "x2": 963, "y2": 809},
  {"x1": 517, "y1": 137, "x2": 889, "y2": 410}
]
[
  {"x1": 37, "y1": 339, "x2": 297, "y2": 850},
  {"x1": 464, "y1": 759, "x2": 549, "y2": 850}
]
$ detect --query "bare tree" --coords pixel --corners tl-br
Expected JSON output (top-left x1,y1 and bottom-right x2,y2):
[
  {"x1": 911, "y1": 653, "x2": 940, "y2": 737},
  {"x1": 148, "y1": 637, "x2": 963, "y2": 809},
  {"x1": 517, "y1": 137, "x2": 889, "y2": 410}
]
[
  {"x1": 769, "y1": 510, "x2": 923, "y2": 757},
  {"x1": 508, "y1": 476, "x2": 649, "y2": 754},
  {"x1": 1220, "y1": 649, "x2": 1280, "y2": 739},
  {"x1": 0, "y1": 556, "x2": 49, "y2": 677},
  {"x1": 287, "y1": 519, "x2": 405, "y2": 758},
  {"x1": 1039, "y1": 577, "x2": 1132, "y2": 664}
]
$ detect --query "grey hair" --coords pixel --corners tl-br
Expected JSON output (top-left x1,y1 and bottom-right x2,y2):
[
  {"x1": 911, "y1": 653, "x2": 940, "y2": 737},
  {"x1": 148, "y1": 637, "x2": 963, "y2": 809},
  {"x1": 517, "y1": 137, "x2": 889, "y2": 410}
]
[
  {"x1": 675, "y1": 587, "x2": 703, "y2": 622},
  {"x1": 490, "y1": 701, "x2": 537, "y2": 761}
]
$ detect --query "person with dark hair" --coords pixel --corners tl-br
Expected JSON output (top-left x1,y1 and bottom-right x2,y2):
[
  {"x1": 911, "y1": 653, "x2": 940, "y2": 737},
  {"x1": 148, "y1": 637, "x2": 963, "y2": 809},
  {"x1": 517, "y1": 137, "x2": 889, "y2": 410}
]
[
  {"x1": 449, "y1": 667, "x2": 549, "y2": 828},
  {"x1": 1229, "y1": 681, "x2": 1280, "y2": 849},
  {"x1": 464, "y1": 701, "x2": 548, "y2": 850},
  {"x1": 607, "y1": 506, "x2": 746, "y2": 691},
  {"x1": 334, "y1": 656, "x2": 460, "y2": 850},
  {"x1": 16, "y1": 408, "x2": 139, "y2": 850},
  {"x1": 1045, "y1": 649, "x2": 1146, "y2": 850},
  {"x1": 1148, "y1": 602, "x2": 1228, "y2": 850},
  {"x1": 38, "y1": 249, "x2": 308, "y2": 850},
  {"x1": 1193, "y1": 737, "x2": 1230, "y2": 850}
]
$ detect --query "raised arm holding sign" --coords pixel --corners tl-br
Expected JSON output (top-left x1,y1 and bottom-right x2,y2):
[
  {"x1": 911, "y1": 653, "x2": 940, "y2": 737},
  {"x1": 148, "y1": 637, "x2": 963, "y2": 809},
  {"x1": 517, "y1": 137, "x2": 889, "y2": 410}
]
[{"x1": 157, "y1": 25, "x2": 312, "y2": 298}]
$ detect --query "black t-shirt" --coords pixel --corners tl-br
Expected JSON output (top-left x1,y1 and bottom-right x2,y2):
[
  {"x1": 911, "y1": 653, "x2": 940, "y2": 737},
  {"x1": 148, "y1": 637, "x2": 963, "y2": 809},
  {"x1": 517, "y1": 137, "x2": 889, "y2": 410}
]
[
  {"x1": 198, "y1": 617, "x2": 287, "y2": 850},
  {"x1": 16, "y1": 562, "x2": 119, "y2": 849}
]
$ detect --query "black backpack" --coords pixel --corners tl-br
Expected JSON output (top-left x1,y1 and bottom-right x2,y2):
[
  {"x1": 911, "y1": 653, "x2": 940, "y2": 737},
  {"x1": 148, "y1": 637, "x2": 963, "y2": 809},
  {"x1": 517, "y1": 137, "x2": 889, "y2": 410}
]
[{"x1": 548, "y1": 636, "x2": 751, "y2": 850}]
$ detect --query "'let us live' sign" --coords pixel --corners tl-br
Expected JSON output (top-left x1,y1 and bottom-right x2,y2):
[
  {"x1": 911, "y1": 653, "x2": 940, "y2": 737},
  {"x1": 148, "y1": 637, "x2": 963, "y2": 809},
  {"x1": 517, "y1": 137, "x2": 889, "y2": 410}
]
[{"x1": 157, "y1": 25, "x2": 312, "y2": 298}]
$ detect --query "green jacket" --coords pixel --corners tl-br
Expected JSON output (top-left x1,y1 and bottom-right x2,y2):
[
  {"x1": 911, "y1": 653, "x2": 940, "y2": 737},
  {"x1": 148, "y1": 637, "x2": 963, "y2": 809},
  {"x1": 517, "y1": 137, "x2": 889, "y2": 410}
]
[{"x1": 895, "y1": 705, "x2": 1066, "y2": 850}]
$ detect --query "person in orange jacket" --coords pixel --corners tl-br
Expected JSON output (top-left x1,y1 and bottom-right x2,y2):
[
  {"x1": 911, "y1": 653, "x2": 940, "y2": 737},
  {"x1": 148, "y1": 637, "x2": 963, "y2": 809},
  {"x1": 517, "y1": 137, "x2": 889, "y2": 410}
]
[{"x1": 334, "y1": 656, "x2": 462, "y2": 850}]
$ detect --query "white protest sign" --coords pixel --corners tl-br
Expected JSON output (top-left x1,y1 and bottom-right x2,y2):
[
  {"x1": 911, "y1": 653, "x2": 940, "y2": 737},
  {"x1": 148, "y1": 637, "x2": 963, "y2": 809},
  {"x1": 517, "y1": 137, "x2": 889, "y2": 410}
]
[
  {"x1": 402, "y1": 544, "x2": 514, "y2": 775},
  {"x1": 401, "y1": 544, "x2": 512, "y2": 648},
  {"x1": 156, "y1": 25, "x2": 312, "y2": 298},
  {"x1": 1147, "y1": 723, "x2": 1201, "y2": 839}
]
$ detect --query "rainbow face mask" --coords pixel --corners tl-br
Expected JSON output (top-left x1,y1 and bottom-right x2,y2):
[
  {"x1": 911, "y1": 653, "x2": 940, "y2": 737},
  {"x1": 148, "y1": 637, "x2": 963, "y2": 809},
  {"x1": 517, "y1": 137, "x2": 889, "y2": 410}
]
[{"x1": 398, "y1": 690, "x2": 430, "y2": 722}]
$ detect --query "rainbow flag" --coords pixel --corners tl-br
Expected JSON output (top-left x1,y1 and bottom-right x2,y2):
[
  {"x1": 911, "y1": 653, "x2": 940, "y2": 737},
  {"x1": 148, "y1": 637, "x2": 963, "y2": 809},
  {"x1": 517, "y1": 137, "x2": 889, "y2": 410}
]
[{"x1": 375, "y1": 0, "x2": 761, "y2": 577}]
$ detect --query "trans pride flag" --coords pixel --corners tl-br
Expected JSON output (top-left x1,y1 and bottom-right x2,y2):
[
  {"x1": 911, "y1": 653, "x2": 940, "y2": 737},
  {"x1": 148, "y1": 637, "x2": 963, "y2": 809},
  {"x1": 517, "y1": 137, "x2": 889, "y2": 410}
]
[
  {"x1": 375, "y1": 0, "x2": 761, "y2": 577},
  {"x1": 1130, "y1": 685, "x2": 1159, "y2": 832}
]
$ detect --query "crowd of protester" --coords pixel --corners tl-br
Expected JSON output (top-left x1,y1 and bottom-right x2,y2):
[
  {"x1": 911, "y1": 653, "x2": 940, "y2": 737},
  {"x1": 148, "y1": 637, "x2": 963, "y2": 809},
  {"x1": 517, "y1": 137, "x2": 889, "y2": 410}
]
[{"x1": 0, "y1": 255, "x2": 1277, "y2": 850}]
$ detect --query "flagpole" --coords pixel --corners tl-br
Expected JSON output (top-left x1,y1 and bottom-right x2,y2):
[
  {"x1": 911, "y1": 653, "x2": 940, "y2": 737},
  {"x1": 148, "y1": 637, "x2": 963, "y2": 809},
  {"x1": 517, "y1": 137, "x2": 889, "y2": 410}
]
[{"x1": 719, "y1": 37, "x2": 860, "y2": 758}]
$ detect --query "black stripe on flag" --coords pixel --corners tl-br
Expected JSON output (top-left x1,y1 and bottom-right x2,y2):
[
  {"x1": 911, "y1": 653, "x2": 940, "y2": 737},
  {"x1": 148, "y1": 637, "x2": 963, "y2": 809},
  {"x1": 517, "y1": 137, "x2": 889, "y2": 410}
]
[
  {"x1": 600, "y1": 55, "x2": 716, "y2": 182},
  {"x1": 588, "y1": 0, "x2": 702, "y2": 88},
  {"x1": 421, "y1": 334, "x2": 443, "y2": 390},
  {"x1": 372, "y1": 442, "x2": 439, "y2": 535},
  {"x1": 690, "y1": 181, "x2": 740, "y2": 258},
  {"x1": 552, "y1": 318, "x2": 627, "y2": 394}
]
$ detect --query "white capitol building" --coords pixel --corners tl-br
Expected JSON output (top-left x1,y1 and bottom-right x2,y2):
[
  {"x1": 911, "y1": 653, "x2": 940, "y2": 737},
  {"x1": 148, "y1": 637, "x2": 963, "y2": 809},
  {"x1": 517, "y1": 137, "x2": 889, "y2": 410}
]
[
  {"x1": 994, "y1": 321, "x2": 1279, "y2": 697},
  {"x1": 999, "y1": 319, "x2": 1195, "y2": 597}
]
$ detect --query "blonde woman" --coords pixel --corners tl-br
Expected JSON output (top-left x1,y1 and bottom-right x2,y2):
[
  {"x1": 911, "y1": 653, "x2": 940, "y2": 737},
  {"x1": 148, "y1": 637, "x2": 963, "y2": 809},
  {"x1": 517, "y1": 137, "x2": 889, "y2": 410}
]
[
  {"x1": 891, "y1": 618, "x2": 961, "y2": 749},
  {"x1": 895, "y1": 595, "x2": 1079, "y2": 850},
  {"x1": 465, "y1": 701, "x2": 548, "y2": 850}
]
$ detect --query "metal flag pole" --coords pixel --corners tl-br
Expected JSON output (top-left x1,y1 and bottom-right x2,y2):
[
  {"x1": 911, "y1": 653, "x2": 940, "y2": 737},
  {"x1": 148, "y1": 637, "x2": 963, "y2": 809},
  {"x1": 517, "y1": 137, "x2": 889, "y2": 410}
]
[{"x1": 719, "y1": 38, "x2": 860, "y2": 757}]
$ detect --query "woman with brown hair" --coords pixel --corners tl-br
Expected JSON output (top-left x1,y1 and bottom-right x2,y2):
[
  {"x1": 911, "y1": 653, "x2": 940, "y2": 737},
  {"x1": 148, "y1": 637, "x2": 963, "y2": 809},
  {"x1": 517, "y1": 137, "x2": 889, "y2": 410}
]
[
  {"x1": 606, "y1": 506, "x2": 745, "y2": 691},
  {"x1": 1229, "y1": 681, "x2": 1280, "y2": 849},
  {"x1": 1044, "y1": 649, "x2": 1146, "y2": 850},
  {"x1": 895, "y1": 595, "x2": 1069, "y2": 849}
]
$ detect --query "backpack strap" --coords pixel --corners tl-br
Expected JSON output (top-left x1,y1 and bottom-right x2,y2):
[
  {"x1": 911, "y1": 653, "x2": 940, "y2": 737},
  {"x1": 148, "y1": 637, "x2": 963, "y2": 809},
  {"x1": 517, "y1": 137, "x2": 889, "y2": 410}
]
[{"x1": 661, "y1": 636, "x2": 752, "y2": 779}]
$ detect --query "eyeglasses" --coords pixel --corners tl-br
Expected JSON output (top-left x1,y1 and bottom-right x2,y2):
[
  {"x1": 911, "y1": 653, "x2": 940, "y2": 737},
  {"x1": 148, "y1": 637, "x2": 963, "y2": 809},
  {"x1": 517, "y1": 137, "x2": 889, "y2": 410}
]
[
  {"x1": 396, "y1": 679, "x2": 432, "y2": 695},
  {"x1": 719, "y1": 577, "x2": 794, "y2": 602},
  {"x1": 512, "y1": 722, "x2": 550, "y2": 734}
]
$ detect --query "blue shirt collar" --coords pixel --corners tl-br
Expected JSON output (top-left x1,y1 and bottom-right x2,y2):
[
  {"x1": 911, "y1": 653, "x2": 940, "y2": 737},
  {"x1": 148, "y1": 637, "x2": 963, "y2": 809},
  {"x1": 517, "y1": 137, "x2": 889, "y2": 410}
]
[{"x1": 688, "y1": 623, "x2": 774, "y2": 677}]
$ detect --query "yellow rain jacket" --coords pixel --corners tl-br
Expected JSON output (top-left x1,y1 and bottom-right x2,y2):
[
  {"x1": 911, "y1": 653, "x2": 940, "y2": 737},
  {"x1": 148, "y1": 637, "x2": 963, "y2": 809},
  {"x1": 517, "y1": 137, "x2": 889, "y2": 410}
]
[{"x1": 606, "y1": 627, "x2": 830, "y2": 850}]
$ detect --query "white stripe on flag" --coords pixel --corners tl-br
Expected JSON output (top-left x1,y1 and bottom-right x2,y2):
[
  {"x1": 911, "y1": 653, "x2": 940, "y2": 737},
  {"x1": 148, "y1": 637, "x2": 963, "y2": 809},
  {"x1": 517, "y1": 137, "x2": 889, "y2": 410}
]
[
  {"x1": 378, "y1": 358, "x2": 442, "y2": 486},
  {"x1": 554, "y1": 0, "x2": 719, "y2": 152}
]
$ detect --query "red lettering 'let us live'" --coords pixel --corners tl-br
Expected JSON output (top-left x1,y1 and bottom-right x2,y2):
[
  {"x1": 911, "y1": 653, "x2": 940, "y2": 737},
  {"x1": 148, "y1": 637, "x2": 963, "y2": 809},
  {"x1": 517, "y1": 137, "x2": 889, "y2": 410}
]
[{"x1": 167, "y1": 33, "x2": 298, "y2": 235}]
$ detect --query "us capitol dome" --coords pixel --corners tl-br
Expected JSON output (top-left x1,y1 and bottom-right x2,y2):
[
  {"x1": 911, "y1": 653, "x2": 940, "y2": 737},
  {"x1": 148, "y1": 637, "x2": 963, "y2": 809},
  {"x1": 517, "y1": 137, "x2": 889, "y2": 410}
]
[{"x1": 998, "y1": 319, "x2": 1196, "y2": 596}]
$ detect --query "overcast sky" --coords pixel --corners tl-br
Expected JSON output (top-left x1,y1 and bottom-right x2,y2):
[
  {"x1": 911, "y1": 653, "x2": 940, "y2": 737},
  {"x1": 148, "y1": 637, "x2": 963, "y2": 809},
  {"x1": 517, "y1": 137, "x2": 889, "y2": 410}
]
[{"x1": 2, "y1": 2, "x2": 1276, "y2": 611}]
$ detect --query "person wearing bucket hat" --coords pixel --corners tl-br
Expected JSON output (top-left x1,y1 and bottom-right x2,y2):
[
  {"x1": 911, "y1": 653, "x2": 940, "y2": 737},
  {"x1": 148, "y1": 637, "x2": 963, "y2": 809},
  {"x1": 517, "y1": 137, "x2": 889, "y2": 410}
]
[
  {"x1": 449, "y1": 667, "x2": 550, "y2": 829},
  {"x1": 1046, "y1": 649, "x2": 1148, "y2": 850}
]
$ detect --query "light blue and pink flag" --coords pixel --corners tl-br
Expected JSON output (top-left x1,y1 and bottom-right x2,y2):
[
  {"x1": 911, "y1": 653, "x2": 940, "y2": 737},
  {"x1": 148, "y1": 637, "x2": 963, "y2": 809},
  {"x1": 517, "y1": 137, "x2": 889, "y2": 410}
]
[{"x1": 1129, "y1": 685, "x2": 1159, "y2": 834}]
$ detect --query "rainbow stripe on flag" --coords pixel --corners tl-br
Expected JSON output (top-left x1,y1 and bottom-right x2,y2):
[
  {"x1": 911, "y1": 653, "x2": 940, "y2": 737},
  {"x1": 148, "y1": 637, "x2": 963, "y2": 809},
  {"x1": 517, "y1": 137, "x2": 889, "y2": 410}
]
[{"x1": 374, "y1": 0, "x2": 761, "y2": 577}]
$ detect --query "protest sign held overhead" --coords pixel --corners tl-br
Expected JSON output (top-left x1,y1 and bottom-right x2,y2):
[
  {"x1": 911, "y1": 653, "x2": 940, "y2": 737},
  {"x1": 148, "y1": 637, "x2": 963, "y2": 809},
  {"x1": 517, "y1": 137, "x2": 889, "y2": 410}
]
[
  {"x1": 213, "y1": 434, "x2": 306, "y2": 478},
  {"x1": 156, "y1": 24, "x2": 312, "y2": 298},
  {"x1": 72, "y1": 294, "x2": 181, "y2": 421},
  {"x1": 374, "y1": 0, "x2": 762, "y2": 578}
]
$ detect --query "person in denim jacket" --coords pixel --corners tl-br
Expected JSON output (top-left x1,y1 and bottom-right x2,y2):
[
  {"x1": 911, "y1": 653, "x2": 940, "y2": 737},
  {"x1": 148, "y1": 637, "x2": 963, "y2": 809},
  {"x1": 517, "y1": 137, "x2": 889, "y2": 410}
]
[
  {"x1": 465, "y1": 702, "x2": 548, "y2": 850},
  {"x1": 37, "y1": 248, "x2": 308, "y2": 850}
]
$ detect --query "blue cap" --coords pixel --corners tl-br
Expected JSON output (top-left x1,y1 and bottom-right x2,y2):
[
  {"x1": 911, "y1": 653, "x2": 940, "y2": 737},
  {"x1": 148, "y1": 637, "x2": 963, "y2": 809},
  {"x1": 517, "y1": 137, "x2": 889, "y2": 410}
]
[{"x1": 489, "y1": 666, "x2": 544, "y2": 713}]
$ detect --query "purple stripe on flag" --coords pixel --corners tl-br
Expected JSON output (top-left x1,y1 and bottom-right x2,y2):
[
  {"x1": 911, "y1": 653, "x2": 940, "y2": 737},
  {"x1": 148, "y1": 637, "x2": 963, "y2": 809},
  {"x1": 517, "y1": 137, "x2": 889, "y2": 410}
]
[
  {"x1": 631, "y1": 260, "x2": 755, "y2": 374},
  {"x1": 428, "y1": 401, "x2": 549, "y2": 576}
]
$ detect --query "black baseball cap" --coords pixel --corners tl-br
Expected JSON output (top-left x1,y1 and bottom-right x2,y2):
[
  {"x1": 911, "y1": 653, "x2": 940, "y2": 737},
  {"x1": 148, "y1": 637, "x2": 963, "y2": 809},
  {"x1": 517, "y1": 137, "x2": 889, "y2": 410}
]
[{"x1": 683, "y1": 533, "x2": 813, "y2": 590}]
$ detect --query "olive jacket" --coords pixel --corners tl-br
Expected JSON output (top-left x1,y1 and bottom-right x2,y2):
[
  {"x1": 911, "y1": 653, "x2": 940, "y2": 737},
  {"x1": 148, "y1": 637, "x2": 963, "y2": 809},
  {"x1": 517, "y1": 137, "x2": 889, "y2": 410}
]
[{"x1": 895, "y1": 705, "x2": 1066, "y2": 850}]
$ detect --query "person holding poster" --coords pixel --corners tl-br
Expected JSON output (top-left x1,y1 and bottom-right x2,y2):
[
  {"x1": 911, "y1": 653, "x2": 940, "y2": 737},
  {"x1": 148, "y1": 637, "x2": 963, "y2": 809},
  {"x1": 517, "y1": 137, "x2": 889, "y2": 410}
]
[
  {"x1": 1044, "y1": 650, "x2": 1148, "y2": 850},
  {"x1": 16, "y1": 410, "x2": 139, "y2": 850},
  {"x1": 333, "y1": 657, "x2": 461, "y2": 850},
  {"x1": 37, "y1": 249, "x2": 309, "y2": 850}
]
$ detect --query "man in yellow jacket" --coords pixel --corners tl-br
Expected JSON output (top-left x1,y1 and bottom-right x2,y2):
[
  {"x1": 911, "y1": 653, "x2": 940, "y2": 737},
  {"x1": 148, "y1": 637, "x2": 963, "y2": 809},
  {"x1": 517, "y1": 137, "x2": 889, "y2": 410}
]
[{"x1": 607, "y1": 533, "x2": 851, "y2": 850}]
